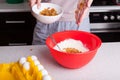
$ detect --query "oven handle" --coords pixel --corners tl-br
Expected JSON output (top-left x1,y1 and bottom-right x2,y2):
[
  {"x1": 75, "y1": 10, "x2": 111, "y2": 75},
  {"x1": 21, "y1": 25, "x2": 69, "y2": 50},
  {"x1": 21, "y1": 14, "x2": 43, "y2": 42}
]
[
  {"x1": 8, "y1": 43, "x2": 27, "y2": 46},
  {"x1": 5, "y1": 20, "x2": 25, "y2": 24},
  {"x1": 91, "y1": 29, "x2": 120, "y2": 33}
]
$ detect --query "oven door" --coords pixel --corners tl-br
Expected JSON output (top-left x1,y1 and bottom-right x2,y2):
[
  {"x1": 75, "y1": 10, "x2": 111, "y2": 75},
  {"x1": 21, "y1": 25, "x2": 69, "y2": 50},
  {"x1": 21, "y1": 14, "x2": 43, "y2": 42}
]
[
  {"x1": 89, "y1": 10, "x2": 120, "y2": 42},
  {"x1": 90, "y1": 23, "x2": 120, "y2": 42}
]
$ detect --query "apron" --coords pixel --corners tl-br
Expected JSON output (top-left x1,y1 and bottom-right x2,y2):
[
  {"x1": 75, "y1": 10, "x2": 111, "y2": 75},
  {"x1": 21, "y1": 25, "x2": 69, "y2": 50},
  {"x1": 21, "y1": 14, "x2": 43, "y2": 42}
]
[{"x1": 32, "y1": 17, "x2": 90, "y2": 45}]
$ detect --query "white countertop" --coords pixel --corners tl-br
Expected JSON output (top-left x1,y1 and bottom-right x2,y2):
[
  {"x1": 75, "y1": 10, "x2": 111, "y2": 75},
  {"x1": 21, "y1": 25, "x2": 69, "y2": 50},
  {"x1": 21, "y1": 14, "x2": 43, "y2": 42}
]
[{"x1": 0, "y1": 42, "x2": 120, "y2": 80}]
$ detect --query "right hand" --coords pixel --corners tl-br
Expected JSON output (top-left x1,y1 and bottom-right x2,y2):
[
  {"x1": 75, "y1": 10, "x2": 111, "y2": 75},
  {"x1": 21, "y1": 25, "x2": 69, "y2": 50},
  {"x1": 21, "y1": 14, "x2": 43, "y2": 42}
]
[
  {"x1": 75, "y1": 0, "x2": 93, "y2": 25},
  {"x1": 29, "y1": 0, "x2": 41, "y2": 8}
]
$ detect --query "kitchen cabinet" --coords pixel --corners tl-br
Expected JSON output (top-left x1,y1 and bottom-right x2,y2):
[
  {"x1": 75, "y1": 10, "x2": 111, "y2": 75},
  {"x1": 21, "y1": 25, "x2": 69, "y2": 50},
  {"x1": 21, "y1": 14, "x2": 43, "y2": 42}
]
[{"x1": 0, "y1": 12, "x2": 36, "y2": 46}]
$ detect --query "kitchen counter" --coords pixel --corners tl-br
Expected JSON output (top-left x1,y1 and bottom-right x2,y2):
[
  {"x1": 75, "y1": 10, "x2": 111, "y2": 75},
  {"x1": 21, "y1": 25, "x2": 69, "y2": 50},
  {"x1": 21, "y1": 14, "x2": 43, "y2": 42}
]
[
  {"x1": 0, "y1": 42, "x2": 120, "y2": 80},
  {"x1": 0, "y1": 1, "x2": 30, "y2": 12}
]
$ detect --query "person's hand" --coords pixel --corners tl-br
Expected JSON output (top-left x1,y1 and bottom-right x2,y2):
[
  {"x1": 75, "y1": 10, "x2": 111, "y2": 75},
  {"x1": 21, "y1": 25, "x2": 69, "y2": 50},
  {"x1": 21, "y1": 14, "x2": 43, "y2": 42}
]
[
  {"x1": 75, "y1": 0, "x2": 93, "y2": 25},
  {"x1": 29, "y1": 0, "x2": 41, "y2": 8}
]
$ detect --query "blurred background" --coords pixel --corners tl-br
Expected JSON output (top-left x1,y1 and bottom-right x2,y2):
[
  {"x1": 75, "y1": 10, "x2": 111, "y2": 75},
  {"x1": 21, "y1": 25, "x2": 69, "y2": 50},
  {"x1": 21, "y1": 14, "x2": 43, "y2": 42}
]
[{"x1": 0, "y1": 0, "x2": 120, "y2": 46}]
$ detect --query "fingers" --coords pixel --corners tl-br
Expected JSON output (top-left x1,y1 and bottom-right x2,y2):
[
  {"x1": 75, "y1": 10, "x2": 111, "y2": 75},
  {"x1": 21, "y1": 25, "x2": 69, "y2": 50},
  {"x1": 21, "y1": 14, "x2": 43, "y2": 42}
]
[
  {"x1": 29, "y1": 0, "x2": 41, "y2": 8},
  {"x1": 29, "y1": 0, "x2": 36, "y2": 7},
  {"x1": 75, "y1": 9, "x2": 79, "y2": 23},
  {"x1": 77, "y1": 0, "x2": 85, "y2": 10},
  {"x1": 77, "y1": 8, "x2": 89, "y2": 25},
  {"x1": 75, "y1": 9, "x2": 81, "y2": 25},
  {"x1": 75, "y1": 0, "x2": 86, "y2": 25},
  {"x1": 75, "y1": 3, "x2": 85, "y2": 25},
  {"x1": 87, "y1": 0, "x2": 93, "y2": 7},
  {"x1": 37, "y1": 0, "x2": 41, "y2": 9}
]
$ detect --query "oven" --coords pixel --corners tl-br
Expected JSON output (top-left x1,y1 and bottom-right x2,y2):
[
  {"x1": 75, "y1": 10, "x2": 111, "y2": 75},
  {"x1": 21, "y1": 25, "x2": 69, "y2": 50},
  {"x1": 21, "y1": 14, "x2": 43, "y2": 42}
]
[{"x1": 89, "y1": 0, "x2": 120, "y2": 42}]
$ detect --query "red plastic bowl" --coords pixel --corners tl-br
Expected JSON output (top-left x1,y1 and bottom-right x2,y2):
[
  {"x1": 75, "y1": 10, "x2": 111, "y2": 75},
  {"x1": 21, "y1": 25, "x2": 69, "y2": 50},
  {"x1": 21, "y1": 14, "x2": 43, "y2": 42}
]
[{"x1": 46, "y1": 30, "x2": 102, "y2": 69}]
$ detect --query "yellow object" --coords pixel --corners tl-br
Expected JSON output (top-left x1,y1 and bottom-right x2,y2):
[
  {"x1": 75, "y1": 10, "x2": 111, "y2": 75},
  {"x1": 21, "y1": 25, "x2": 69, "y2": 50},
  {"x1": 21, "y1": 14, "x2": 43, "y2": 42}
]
[
  {"x1": 0, "y1": 56, "x2": 47, "y2": 80},
  {"x1": 0, "y1": 63, "x2": 15, "y2": 80}
]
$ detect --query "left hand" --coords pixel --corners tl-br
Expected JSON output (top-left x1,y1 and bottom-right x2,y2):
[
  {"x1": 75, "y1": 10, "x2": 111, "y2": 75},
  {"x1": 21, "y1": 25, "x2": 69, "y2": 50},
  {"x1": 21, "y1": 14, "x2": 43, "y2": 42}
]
[
  {"x1": 75, "y1": 0, "x2": 93, "y2": 25},
  {"x1": 28, "y1": 0, "x2": 41, "y2": 8}
]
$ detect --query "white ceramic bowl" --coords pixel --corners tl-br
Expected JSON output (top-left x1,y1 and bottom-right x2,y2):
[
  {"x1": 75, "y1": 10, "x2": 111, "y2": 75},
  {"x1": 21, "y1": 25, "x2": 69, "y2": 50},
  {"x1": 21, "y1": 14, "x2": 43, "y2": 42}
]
[{"x1": 32, "y1": 3, "x2": 63, "y2": 24}]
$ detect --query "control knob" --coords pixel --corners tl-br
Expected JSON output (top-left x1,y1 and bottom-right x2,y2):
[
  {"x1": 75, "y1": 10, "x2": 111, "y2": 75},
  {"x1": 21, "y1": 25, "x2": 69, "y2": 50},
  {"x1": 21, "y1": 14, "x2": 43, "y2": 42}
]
[
  {"x1": 117, "y1": 15, "x2": 120, "y2": 20},
  {"x1": 110, "y1": 15, "x2": 115, "y2": 20},
  {"x1": 104, "y1": 15, "x2": 108, "y2": 21}
]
